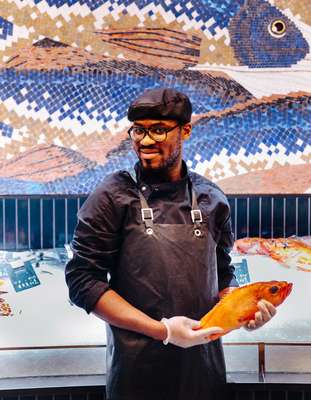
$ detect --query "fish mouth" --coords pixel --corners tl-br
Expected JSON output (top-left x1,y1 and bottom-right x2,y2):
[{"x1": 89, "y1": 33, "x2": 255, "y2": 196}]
[
  {"x1": 286, "y1": 282, "x2": 293, "y2": 295},
  {"x1": 282, "y1": 282, "x2": 293, "y2": 300}
]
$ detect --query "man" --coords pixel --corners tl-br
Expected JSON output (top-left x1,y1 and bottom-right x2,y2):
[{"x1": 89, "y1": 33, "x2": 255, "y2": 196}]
[{"x1": 65, "y1": 88, "x2": 276, "y2": 400}]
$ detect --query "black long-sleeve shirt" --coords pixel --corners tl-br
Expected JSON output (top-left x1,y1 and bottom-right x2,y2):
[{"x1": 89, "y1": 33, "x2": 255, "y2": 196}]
[{"x1": 65, "y1": 162, "x2": 238, "y2": 314}]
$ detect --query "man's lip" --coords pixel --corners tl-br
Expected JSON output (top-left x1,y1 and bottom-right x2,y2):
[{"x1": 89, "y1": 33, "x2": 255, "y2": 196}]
[
  {"x1": 139, "y1": 149, "x2": 160, "y2": 160},
  {"x1": 139, "y1": 149, "x2": 160, "y2": 154}
]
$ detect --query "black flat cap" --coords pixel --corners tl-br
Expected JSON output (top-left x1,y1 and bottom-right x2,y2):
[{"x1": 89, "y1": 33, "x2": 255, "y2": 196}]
[{"x1": 127, "y1": 88, "x2": 192, "y2": 123}]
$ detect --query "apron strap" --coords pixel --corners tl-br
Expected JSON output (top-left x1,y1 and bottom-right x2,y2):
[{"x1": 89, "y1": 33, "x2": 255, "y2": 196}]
[
  {"x1": 126, "y1": 170, "x2": 154, "y2": 235},
  {"x1": 126, "y1": 170, "x2": 202, "y2": 236},
  {"x1": 190, "y1": 187, "x2": 203, "y2": 225},
  {"x1": 189, "y1": 181, "x2": 203, "y2": 237},
  {"x1": 139, "y1": 191, "x2": 154, "y2": 235}
]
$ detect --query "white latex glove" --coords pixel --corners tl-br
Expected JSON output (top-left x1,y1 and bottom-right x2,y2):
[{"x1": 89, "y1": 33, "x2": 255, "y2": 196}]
[{"x1": 161, "y1": 316, "x2": 224, "y2": 348}]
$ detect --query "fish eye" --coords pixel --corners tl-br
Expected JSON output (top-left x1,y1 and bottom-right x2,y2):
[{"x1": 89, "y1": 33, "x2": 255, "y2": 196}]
[
  {"x1": 268, "y1": 19, "x2": 287, "y2": 38},
  {"x1": 269, "y1": 286, "x2": 279, "y2": 294}
]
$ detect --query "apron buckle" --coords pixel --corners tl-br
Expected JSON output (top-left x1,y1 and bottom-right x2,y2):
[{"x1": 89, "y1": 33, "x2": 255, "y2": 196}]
[
  {"x1": 141, "y1": 208, "x2": 154, "y2": 221},
  {"x1": 142, "y1": 208, "x2": 154, "y2": 234},
  {"x1": 191, "y1": 209, "x2": 202, "y2": 223}
]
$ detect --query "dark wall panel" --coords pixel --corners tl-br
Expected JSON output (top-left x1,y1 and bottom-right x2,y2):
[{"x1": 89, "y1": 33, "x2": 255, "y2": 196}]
[{"x1": 0, "y1": 195, "x2": 309, "y2": 249}]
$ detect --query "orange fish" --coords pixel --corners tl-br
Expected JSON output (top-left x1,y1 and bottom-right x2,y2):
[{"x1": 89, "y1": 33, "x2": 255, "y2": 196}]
[
  {"x1": 260, "y1": 238, "x2": 311, "y2": 272},
  {"x1": 234, "y1": 237, "x2": 311, "y2": 272},
  {"x1": 195, "y1": 281, "x2": 293, "y2": 340},
  {"x1": 233, "y1": 237, "x2": 267, "y2": 255}
]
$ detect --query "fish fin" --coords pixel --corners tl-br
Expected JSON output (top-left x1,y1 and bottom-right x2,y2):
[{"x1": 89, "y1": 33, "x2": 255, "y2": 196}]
[
  {"x1": 95, "y1": 28, "x2": 201, "y2": 69},
  {"x1": 209, "y1": 329, "x2": 231, "y2": 340},
  {"x1": 209, "y1": 332, "x2": 223, "y2": 341}
]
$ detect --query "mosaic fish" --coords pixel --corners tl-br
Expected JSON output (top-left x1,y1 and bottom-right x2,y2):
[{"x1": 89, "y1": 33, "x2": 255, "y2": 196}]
[
  {"x1": 234, "y1": 237, "x2": 311, "y2": 272},
  {"x1": 0, "y1": 0, "x2": 310, "y2": 93},
  {"x1": 78, "y1": 92, "x2": 310, "y2": 194},
  {"x1": 195, "y1": 280, "x2": 293, "y2": 340},
  {"x1": 0, "y1": 0, "x2": 310, "y2": 194},
  {"x1": 0, "y1": 0, "x2": 309, "y2": 133},
  {"x1": 0, "y1": 90, "x2": 310, "y2": 194},
  {"x1": 2, "y1": 0, "x2": 308, "y2": 68},
  {"x1": 184, "y1": 93, "x2": 311, "y2": 187}
]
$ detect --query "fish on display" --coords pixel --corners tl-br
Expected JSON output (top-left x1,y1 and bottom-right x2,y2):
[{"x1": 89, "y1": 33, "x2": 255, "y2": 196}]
[
  {"x1": 233, "y1": 237, "x2": 268, "y2": 255},
  {"x1": 0, "y1": 297, "x2": 12, "y2": 316},
  {"x1": 0, "y1": 279, "x2": 11, "y2": 317},
  {"x1": 260, "y1": 237, "x2": 311, "y2": 272},
  {"x1": 234, "y1": 237, "x2": 311, "y2": 272},
  {"x1": 195, "y1": 281, "x2": 293, "y2": 340}
]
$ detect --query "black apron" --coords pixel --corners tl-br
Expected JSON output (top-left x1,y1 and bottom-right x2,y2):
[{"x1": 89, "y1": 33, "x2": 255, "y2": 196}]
[{"x1": 105, "y1": 174, "x2": 226, "y2": 400}]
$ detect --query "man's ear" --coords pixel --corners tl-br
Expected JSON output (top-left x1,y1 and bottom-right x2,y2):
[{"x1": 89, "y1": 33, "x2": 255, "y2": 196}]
[{"x1": 181, "y1": 123, "x2": 192, "y2": 140}]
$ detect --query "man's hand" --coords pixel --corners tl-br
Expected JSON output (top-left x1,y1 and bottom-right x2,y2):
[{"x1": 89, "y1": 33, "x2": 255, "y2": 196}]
[
  {"x1": 161, "y1": 316, "x2": 223, "y2": 348},
  {"x1": 244, "y1": 300, "x2": 277, "y2": 330}
]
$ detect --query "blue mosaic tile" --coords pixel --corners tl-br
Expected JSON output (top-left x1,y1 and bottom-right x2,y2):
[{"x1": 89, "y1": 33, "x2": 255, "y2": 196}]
[
  {"x1": 0, "y1": 17, "x2": 13, "y2": 40},
  {"x1": 183, "y1": 95, "x2": 311, "y2": 166},
  {"x1": 0, "y1": 69, "x2": 253, "y2": 133},
  {"x1": 0, "y1": 122, "x2": 13, "y2": 138},
  {"x1": 0, "y1": 0, "x2": 310, "y2": 195},
  {"x1": 31, "y1": 0, "x2": 244, "y2": 30},
  {"x1": 0, "y1": 93, "x2": 301, "y2": 195}
]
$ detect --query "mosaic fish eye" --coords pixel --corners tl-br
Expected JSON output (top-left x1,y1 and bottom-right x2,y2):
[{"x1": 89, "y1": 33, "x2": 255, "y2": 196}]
[
  {"x1": 268, "y1": 19, "x2": 287, "y2": 38},
  {"x1": 269, "y1": 286, "x2": 279, "y2": 294}
]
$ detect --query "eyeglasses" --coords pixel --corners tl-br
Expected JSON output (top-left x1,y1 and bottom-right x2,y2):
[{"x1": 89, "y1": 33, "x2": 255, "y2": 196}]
[{"x1": 128, "y1": 124, "x2": 180, "y2": 143}]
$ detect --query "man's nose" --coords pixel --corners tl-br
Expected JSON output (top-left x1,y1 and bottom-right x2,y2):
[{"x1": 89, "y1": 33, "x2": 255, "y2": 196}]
[{"x1": 140, "y1": 133, "x2": 156, "y2": 146}]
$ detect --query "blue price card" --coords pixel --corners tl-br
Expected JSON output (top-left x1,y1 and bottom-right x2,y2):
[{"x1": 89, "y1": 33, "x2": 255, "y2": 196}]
[
  {"x1": 7, "y1": 260, "x2": 40, "y2": 292},
  {"x1": 232, "y1": 258, "x2": 251, "y2": 286}
]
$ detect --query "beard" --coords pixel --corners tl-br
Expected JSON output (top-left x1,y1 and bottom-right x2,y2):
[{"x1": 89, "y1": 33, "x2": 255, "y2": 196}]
[
  {"x1": 139, "y1": 140, "x2": 183, "y2": 183},
  {"x1": 161, "y1": 142, "x2": 181, "y2": 170}
]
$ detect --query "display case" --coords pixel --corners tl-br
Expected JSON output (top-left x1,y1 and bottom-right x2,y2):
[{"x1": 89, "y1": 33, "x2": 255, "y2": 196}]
[{"x1": 0, "y1": 235, "x2": 310, "y2": 383}]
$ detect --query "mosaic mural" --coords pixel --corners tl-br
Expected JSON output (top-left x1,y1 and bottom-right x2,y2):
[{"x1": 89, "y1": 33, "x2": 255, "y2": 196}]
[{"x1": 0, "y1": 0, "x2": 310, "y2": 194}]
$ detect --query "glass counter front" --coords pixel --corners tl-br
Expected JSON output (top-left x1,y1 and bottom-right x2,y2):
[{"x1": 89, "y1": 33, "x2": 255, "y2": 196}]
[{"x1": 0, "y1": 239, "x2": 310, "y2": 379}]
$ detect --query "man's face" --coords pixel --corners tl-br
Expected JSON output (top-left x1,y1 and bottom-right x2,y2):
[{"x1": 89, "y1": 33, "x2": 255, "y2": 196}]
[{"x1": 131, "y1": 119, "x2": 191, "y2": 171}]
